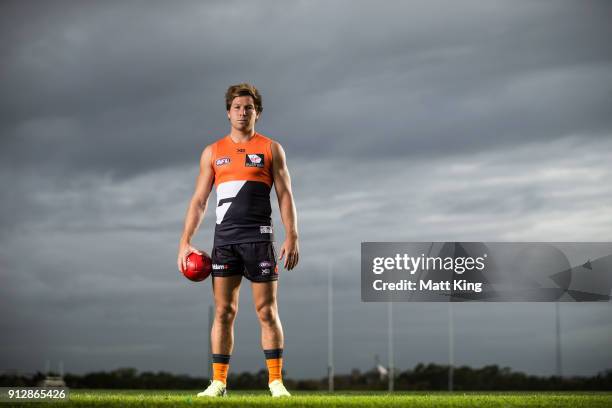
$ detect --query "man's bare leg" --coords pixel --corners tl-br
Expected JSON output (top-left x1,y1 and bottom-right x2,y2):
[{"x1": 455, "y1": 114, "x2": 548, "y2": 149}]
[
  {"x1": 211, "y1": 275, "x2": 242, "y2": 353},
  {"x1": 252, "y1": 280, "x2": 283, "y2": 349},
  {"x1": 252, "y1": 280, "x2": 290, "y2": 395},
  {"x1": 208, "y1": 274, "x2": 242, "y2": 388}
]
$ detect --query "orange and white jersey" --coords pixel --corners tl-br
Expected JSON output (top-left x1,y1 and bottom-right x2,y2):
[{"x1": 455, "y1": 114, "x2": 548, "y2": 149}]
[{"x1": 210, "y1": 132, "x2": 275, "y2": 247}]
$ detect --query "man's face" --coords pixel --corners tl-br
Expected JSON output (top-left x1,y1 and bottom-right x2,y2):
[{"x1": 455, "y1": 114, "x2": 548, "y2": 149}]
[{"x1": 227, "y1": 95, "x2": 259, "y2": 132}]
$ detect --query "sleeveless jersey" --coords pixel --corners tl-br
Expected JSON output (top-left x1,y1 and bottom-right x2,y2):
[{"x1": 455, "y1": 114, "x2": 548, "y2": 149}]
[{"x1": 210, "y1": 132, "x2": 275, "y2": 247}]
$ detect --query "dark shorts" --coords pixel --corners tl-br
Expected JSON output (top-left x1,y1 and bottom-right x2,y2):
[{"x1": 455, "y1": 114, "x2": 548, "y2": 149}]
[{"x1": 211, "y1": 242, "x2": 278, "y2": 282}]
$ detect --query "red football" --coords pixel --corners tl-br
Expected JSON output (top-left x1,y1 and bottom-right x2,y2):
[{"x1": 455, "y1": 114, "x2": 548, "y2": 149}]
[{"x1": 182, "y1": 252, "x2": 212, "y2": 282}]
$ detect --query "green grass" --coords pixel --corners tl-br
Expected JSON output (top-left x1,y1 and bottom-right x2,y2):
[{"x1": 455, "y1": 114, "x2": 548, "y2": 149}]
[{"x1": 5, "y1": 389, "x2": 612, "y2": 407}]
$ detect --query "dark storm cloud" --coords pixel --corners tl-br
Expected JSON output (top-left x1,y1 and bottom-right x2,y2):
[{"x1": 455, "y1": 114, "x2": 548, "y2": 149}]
[
  {"x1": 1, "y1": 1, "x2": 611, "y2": 379},
  {"x1": 1, "y1": 0, "x2": 611, "y2": 180},
  {"x1": 0, "y1": 0, "x2": 610, "y2": 255},
  {"x1": 1, "y1": 135, "x2": 611, "y2": 377}
]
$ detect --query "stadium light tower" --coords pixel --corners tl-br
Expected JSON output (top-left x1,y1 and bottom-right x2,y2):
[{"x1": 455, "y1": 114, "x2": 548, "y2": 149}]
[
  {"x1": 448, "y1": 302, "x2": 454, "y2": 391},
  {"x1": 555, "y1": 302, "x2": 562, "y2": 377},
  {"x1": 328, "y1": 260, "x2": 334, "y2": 392},
  {"x1": 388, "y1": 301, "x2": 394, "y2": 392}
]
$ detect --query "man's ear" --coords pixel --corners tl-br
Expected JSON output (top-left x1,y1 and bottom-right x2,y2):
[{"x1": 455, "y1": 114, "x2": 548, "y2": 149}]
[
  {"x1": 255, "y1": 112, "x2": 261, "y2": 122},
  {"x1": 227, "y1": 111, "x2": 230, "y2": 121}
]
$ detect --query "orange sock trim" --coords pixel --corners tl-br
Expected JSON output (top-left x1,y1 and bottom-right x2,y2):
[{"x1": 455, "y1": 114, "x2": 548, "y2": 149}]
[
  {"x1": 266, "y1": 358, "x2": 283, "y2": 384},
  {"x1": 212, "y1": 362, "x2": 229, "y2": 384}
]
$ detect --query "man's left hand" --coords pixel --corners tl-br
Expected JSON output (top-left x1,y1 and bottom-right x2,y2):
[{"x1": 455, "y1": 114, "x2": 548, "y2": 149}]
[{"x1": 278, "y1": 237, "x2": 299, "y2": 271}]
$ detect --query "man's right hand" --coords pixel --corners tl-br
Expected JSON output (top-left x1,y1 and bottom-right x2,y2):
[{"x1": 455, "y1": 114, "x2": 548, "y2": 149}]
[{"x1": 177, "y1": 242, "x2": 206, "y2": 273}]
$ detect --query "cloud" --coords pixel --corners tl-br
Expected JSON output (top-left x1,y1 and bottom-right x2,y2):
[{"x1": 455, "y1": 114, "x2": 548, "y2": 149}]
[
  {"x1": 1, "y1": 0, "x2": 610, "y2": 378},
  {"x1": 1, "y1": 0, "x2": 611, "y2": 181},
  {"x1": 1, "y1": 134, "x2": 611, "y2": 376}
]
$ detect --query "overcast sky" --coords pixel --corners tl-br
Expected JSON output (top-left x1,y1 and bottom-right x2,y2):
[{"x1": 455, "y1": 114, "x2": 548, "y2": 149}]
[{"x1": 1, "y1": 0, "x2": 611, "y2": 380}]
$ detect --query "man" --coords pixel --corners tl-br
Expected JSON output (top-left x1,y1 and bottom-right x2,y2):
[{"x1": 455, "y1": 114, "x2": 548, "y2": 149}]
[{"x1": 177, "y1": 83, "x2": 299, "y2": 398}]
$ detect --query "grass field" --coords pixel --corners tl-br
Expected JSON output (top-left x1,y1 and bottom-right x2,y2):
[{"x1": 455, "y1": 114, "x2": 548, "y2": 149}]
[{"x1": 5, "y1": 389, "x2": 611, "y2": 407}]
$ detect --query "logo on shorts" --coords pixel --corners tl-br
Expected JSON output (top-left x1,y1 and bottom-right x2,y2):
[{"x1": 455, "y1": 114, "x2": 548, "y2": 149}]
[
  {"x1": 259, "y1": 261, "x2": 273, "y2": 268},
  {"x1": 212, "y1": 264, "x2": 228, "y2": 270},
  {"x1": 245, "y1": 154, "x2": 264, "y2": 168},
  {"x1": 215, "y1": 157, "x2": 231, "y2": 166},
  {"x1": 260, "y1": 226, "x2": 273, "y2": 234},
  {"x1": 261, "y1": 268, "x2": 270, "y2": 275}
]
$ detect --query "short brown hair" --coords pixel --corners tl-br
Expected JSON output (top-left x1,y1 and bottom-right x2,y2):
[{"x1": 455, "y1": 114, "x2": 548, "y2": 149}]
[{"x1": 225, "y1": 83, "x2": 263, "y2": 113}]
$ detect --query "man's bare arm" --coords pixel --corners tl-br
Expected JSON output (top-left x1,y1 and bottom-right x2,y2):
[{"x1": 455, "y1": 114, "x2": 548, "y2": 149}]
[
  {"x1": 272, "y1": 141, "x2": 299, "y2": 270},
  {"x1": 177, "y1": 145, "x2": 215, "y2": 273}
]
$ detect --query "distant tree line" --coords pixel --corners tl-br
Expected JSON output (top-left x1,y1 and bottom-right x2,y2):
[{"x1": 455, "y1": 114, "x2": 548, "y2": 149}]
[{"x1": 2, "y1": 364, "x2": 611, "y2": 390}]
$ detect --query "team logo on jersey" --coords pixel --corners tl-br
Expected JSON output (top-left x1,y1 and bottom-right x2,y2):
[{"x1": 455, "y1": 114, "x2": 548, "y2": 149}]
[
  {"x1": 245, "y1": 154, "x2": 264, "y2": 168},
  {"x1": 260, "y1": 226, "x2": 273, "y2": 234},
  {"x1": 215, "y1": 157, "x2": 231, "y2": 166},
  {"x1": 236, "y1": 148, "x2": 245, "y2": 153}
]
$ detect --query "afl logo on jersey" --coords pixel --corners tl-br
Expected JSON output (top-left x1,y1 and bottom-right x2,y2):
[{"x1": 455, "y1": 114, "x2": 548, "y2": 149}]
[
  {"x1": 245, "y1": 154, "x2": 264, "y2": 168},
  {"x1": 215, "y1": 157, "x2": 231, "y2": 166}
]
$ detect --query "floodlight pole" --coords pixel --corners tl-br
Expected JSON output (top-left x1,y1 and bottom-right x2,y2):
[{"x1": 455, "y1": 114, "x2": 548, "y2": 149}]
[
  {"x1": 388, "y1": 301, "x2": 394, "y2": 392},
  {"x1": 555, "y1": 302, "x2": 562, "y2": 377},
  {"x1": 448, "y1": 301, "x2": 454, "y2": 391},
  {"x1": 328, "y1": 261, "x2": 334, "y2": 392}
]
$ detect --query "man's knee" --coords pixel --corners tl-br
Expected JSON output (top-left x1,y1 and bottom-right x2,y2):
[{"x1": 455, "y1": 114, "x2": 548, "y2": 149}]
[
  {"x1": 215, "y1": 304, "x2": 238, "y2": 324},
  {"x1": 256, "y1": 303, "x2": 278, "y2": 325}
]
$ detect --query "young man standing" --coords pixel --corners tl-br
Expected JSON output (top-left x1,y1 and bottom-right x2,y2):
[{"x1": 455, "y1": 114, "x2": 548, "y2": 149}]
[{"x1": 177, "y1": 83, "x2": 299, "y2": 398}]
